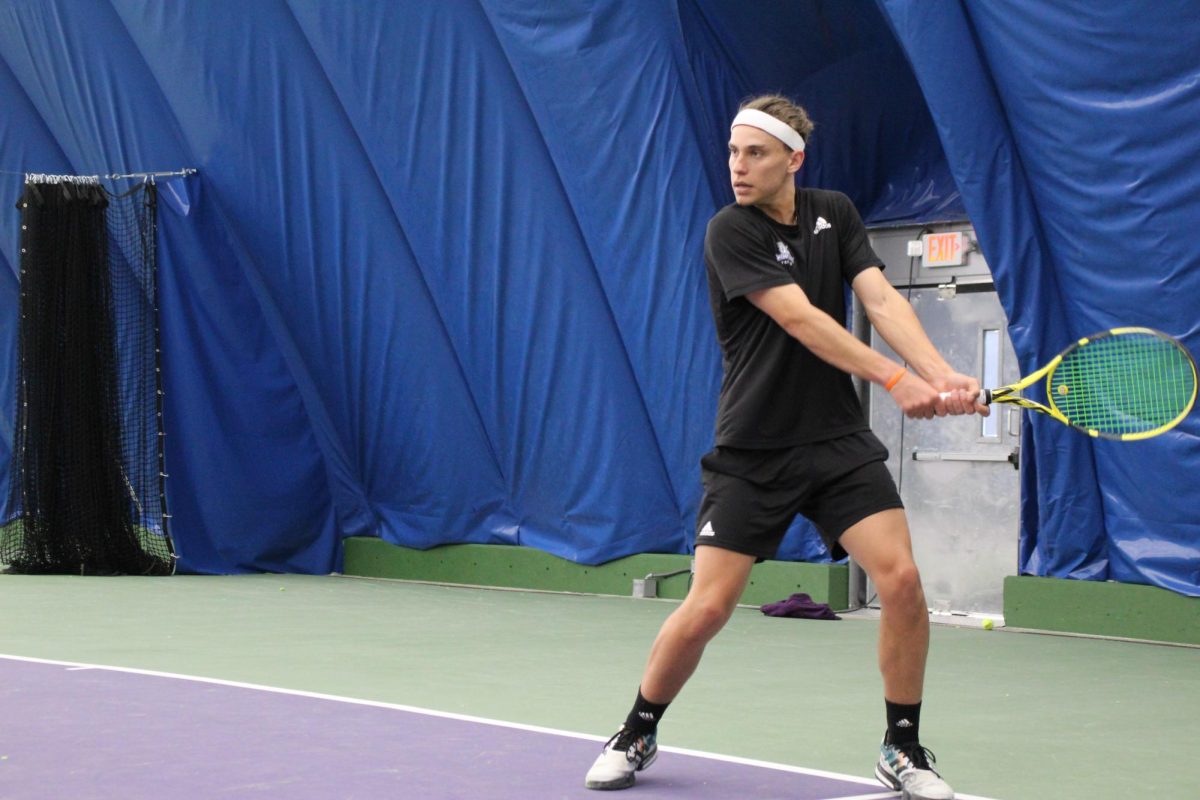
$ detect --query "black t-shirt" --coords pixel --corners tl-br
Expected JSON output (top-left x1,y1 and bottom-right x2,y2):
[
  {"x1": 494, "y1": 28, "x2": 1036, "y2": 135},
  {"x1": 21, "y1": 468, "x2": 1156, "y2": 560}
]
[{"x1": 703, "y1": 188, "x2": 884, "y2": 447}]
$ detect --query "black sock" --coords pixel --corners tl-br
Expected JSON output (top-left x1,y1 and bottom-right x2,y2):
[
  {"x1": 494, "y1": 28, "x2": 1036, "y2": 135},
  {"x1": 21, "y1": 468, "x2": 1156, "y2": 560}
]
[
  {"x1": 885, "y1": 699, "x2": 921, "y2": 745},
  {"x1": 624, "y1": 688, "x2": 670, "y2": 735}
]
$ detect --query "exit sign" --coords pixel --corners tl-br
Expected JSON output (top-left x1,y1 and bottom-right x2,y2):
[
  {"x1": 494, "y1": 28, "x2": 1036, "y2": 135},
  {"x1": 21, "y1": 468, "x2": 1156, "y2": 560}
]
[{"x1": 922, "y1": 232, "x2": 967, "y2": 267}]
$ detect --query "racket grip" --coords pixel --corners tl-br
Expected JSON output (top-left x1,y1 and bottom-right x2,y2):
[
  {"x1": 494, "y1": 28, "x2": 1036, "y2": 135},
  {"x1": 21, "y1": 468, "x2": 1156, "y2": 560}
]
[{"x1": 937, "y1": 389, "x2": 994, "y2": 404}]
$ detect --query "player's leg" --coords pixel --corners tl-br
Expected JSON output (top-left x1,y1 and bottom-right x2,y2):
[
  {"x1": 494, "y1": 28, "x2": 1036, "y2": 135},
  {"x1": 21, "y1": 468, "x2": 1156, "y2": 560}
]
[
  {"x1": 586, "y1": 445, "x2": 789, "y2": 791},
  {"x1": 839, "y1": 508, "x2": 927, "y2": 703},
  {"x1": 640, "y1": 544, "x2": 757, "y2": 701},
  {"x1": 584, "y1": 545, "x2": 755, "y2": 790},
  {"x1": 840, "y1": 508, "x2": 953, "y2": 800},
  {"x1": 800, "y1": 437, "x2": 928, "y2": 710}
]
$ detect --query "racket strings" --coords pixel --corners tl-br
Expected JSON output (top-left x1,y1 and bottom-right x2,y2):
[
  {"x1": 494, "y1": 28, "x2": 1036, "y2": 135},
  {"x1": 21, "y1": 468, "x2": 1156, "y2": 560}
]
[{"x1": 1049, "y1": 333, "x2": 1196, "y2": 435}]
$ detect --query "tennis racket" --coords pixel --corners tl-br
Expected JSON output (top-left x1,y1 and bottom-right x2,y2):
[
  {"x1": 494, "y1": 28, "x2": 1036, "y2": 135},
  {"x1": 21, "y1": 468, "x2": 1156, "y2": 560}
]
[{"x1": 950, "y1": 327, "x2": 1196, "y2": 441}]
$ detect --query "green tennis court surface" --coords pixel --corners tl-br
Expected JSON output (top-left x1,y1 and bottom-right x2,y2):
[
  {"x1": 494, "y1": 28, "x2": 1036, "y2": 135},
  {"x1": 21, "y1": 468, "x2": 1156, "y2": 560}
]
[{"x1": 0, "y1": 573, "x2": 1194, "y2": 799}]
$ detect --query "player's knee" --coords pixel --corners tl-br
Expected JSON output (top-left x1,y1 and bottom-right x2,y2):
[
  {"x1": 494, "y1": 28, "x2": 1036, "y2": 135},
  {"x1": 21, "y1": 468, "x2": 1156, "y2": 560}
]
[
  {"x1": 875, "y1": 560, "x2": 923, "y2": 607},
  {"x1": 679, "y1": 597, "x2": 735, "y2": 641}
]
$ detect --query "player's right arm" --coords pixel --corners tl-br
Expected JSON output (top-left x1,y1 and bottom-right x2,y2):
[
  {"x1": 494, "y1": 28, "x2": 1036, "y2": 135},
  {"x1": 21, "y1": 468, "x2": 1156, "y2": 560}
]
[{"x1": 746, "y1": 283, "x2": 943, "y2": 419}]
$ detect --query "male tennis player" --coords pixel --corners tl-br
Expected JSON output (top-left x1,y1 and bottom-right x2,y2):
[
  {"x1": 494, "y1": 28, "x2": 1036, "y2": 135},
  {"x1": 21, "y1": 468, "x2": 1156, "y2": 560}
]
[{"x1": 584, "y1": 96, "x2": 987, "y2": 799}]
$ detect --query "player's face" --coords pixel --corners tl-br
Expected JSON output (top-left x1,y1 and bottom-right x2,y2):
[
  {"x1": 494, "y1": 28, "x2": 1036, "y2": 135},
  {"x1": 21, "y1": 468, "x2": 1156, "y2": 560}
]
[{"x1": 728, "y1": 126, "x2": 803, "y2": 208}]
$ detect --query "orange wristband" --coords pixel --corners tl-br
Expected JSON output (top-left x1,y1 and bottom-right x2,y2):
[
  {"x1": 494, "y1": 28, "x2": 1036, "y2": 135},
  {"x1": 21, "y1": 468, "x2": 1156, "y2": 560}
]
[{"x1": 884, "y1": 368, "x2": 907, "y2": 392}]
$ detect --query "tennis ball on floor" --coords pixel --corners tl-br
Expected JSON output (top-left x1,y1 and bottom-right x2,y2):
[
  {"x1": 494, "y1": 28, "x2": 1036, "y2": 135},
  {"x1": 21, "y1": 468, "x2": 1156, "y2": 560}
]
[{"x1": 982, "y1": 618, "x2": 994, "y2": 630}]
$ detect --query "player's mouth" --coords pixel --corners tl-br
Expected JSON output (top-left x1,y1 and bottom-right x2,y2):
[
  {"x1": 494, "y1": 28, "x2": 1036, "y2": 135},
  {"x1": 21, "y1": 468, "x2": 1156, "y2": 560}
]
[{"x1": 733, "y1": 182, "x2": 752, "y2": 195}]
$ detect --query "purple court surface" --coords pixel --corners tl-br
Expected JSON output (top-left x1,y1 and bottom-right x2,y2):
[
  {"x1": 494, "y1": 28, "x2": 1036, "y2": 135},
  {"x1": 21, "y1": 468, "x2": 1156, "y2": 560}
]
[{"x1": 1, "y1": 655, "x2": 987, "y2": 799}]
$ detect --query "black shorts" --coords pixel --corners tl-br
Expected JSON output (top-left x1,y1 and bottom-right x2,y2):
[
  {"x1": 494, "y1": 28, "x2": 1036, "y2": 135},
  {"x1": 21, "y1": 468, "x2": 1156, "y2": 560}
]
[{"x1": 694, "y1": 430, "x2": 903, "y2": 561}]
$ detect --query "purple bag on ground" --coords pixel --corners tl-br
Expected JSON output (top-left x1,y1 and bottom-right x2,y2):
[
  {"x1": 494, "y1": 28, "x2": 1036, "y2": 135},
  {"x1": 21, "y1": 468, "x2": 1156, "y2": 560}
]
[{"x1": 760, "y1": 592, "x2": 840, "y2": 621}]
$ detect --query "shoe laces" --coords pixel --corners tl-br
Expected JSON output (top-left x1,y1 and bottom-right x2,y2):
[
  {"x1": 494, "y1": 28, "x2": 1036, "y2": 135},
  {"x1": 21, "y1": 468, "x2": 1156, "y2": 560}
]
[
  {"x1": 892, "y1": 741, "x2": 937, "y2": 772},
  {"x1": 607, "y1": 727, "x2": 646, "y2": 757}
]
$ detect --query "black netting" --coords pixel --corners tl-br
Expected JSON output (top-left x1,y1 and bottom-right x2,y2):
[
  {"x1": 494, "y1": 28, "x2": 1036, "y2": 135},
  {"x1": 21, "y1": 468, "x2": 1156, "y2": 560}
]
[{"x1": 2, "y1": 178, "x2": 173, "y2": 575}]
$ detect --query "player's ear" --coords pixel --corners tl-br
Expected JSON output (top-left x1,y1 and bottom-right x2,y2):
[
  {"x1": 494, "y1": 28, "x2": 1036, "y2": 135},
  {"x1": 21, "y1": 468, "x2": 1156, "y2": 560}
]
[{"x1": 788, "y1": 149, "x2": 805, "y2": 174}]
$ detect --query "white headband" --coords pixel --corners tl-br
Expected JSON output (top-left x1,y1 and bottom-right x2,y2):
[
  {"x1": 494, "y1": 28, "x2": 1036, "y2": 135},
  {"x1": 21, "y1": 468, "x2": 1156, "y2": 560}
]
[{"x1": 730, "y1": 108, "x2": 805, "y2": 152}]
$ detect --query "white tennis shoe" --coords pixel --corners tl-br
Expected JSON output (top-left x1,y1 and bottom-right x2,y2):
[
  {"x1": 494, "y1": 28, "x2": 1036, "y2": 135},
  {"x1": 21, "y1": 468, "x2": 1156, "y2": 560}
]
[
  {"x1": 584, "y1": 726, "x2": 658, "y2": 790},
  {"x1": 876, "y1": 738, "x2": 954, "y2": 799}
]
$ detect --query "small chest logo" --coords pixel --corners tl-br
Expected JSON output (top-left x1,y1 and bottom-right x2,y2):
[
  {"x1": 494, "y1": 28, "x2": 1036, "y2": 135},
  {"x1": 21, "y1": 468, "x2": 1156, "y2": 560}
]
[
  {"x1": 774, "y1": 240, "x2": 795, "y2": 266},
  {"x1": 813, "y1": 216, "x2": 832, "y2": 235}
]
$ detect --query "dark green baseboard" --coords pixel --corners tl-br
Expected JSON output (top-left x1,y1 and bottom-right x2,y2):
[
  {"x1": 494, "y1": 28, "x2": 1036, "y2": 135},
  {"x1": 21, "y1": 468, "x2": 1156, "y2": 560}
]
[
  {"x1": 1004, "y1": 575, "x2": 1200, "y2": 645},
  {"x1": 342, "y1": 537, "x2": 848, "y2": 610}
]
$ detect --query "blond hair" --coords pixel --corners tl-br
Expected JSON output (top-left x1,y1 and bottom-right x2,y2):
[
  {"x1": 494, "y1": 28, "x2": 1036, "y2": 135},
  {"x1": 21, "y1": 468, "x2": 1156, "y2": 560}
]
[{"x1": 739, "y1": 95, "x2": 814, "y2": 149}]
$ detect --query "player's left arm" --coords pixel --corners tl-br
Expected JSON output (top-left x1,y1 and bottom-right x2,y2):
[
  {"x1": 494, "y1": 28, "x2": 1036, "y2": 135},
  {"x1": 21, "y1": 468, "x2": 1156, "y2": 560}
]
[{"x1": 851, "y1": 267, "x2": 988, "y2": 416}]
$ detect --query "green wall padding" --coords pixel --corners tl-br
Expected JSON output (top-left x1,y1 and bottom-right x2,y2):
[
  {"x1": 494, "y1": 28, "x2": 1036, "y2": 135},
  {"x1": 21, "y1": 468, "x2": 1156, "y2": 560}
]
[
  {"x1": 1004, "y1": 576, "x2": 1199, "y2": 645},
  {"x1": 342, "y1": 538, "x2": 848, "y2": 610}
]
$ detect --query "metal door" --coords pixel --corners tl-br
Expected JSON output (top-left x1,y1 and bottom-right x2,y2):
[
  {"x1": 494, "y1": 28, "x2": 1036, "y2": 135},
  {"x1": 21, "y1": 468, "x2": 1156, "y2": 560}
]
[{"x1": 867, "y1": 286, "x2": 1021, "y2": 615}]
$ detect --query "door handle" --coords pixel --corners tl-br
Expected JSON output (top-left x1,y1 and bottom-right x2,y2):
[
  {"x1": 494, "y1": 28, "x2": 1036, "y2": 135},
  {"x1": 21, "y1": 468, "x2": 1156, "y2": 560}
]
[{"x1": 912, "y1": 448, "x2": 1020, "y2": 470}]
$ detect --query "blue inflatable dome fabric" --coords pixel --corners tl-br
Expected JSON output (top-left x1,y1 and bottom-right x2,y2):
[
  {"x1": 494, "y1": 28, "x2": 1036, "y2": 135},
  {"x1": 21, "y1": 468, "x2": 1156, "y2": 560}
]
[{"x1": 1, "y1": 1, "x2": 1196, "y2": 595}]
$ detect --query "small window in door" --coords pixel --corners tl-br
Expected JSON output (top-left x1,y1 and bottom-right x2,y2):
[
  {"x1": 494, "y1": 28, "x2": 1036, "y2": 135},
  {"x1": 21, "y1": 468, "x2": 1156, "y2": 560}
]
[{"x1": 981, "y1": 329, "x2": 1000, "y2": 438}]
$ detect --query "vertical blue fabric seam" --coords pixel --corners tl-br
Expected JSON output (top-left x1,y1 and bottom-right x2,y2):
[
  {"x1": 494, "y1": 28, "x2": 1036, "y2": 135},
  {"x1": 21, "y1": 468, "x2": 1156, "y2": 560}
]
[
  {"x1": 473, "y1": 0, "x2": 685, "y2": 526},
  {"x1": 669, "y1": 0, "x2": 739, "y2": 220},
  {"x1": 954, "y1": 3, "x2": 1110, "y2": 575},
  {"x1": 278, "y1": 0, "x2": 511, "y2": 503},
  {"x1": 98, "y1": 0, "x2": 350, "y2": 551},
  {"x1": 0, "y1": 47, "x2": 81, "y2": 178}
]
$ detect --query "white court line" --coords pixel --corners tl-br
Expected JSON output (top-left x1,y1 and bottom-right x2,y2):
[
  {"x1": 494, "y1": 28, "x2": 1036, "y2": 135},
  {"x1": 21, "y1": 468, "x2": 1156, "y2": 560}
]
[{"x1": 0, "y1": 652, "x2": 996, "y2": 799}]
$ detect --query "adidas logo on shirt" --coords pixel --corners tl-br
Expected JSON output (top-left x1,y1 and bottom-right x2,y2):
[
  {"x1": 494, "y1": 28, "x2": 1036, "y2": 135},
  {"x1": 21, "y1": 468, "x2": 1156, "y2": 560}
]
[
  {"x1": 699, "y1": 521, "x2": 716, "y2": 537},
  {"x1": 813, "y1": 216, "x2": 831, "y2": 235}
]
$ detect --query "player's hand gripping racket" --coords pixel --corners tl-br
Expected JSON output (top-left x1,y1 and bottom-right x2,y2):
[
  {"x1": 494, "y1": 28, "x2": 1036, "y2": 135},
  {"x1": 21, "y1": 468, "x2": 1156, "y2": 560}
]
[{"x1": 946, "y1": 327, "x2": 1197, "y2": 440}]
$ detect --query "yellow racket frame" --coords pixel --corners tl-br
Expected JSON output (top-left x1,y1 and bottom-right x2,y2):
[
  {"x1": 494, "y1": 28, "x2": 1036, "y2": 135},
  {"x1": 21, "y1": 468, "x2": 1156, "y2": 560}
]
[{"x1": 985, "y1": 327, "x2": 1198, "y2": 441}]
